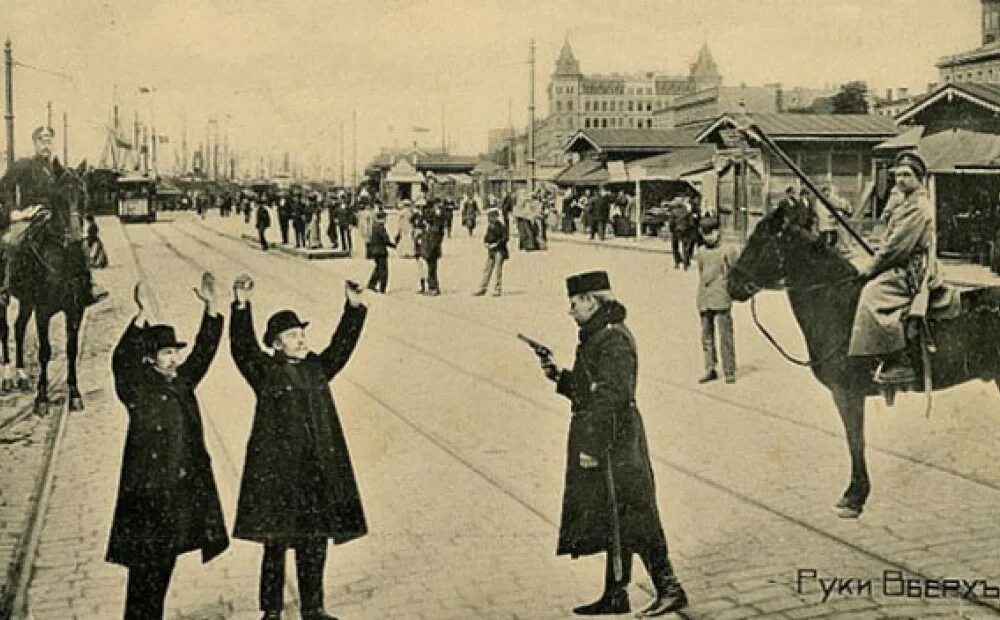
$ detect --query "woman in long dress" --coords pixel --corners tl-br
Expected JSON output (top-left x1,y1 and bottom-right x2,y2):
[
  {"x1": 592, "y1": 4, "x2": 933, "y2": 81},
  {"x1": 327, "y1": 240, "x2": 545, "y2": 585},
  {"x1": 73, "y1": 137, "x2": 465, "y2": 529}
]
[{"x1": 396, "y1": 199, "x2": 416, "y2": 257}]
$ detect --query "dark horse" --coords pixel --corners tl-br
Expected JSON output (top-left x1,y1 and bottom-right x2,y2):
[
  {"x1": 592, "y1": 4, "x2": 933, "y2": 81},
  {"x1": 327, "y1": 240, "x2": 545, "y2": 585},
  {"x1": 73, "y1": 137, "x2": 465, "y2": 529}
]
[
  {"x1": 1, "y1": 160, "x2": 90, "y2": 412},
  {"x1": 726, "y1": 202, "x2": 1000, "y2": 518}
]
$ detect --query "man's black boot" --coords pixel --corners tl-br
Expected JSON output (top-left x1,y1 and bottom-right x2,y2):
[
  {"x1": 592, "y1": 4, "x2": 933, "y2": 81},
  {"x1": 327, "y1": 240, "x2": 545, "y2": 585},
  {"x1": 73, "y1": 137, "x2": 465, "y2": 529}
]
[
  {"x1": 636, "y1": 578, "x2": 687, "y2": 617},
  {"x1": 572, "y1": 588, "x2": 629, "y2": 615}
]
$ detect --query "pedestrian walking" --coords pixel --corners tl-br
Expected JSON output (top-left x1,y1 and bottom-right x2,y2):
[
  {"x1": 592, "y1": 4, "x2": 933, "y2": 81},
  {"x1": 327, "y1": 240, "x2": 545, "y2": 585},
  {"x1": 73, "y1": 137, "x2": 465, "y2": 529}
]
[
  {"x1": 694, "y1": 216, "x2": 739, "y2": 384},
  {"x1": 255, "y1": 201, "x2": 272, "y2": 252},
  {"x1": 325, "y1": 195, "x2": 340, "y2": 249},
  {"x1": 443, "y1": 197, "x2": 456, "y2": 237},
  {"x1": 308, "y1": 197, "x2": 323, "y2": 249},
  {"x1": 293, "y1": 199, "x2": 308, "y2": 249},
  {"x1": 536, "y1": 270, "x2": 688, "y2": 617},
  {"x1": 337, "y1": 196, "x2": 354, "y2": 253},
  {"x1": 277, "y1": 198, "x2": 291, "y2": 245},
  {"x1": 85, "y1": 214, "x2": 109, "y2": 268},
  {"x1": 229, "y1": 274, "x2": 369, "y2": 620},
  {"x1": 421, "y1": 203, "x2": 445, "y2": 296},
  {"x1": 108, "y1": 275, "x2": 229, "y2": 620},
  {"x1": 366, "y1": 211, "x2": 399, "y2": 294},
  {"x1": 667, "y1": 198, "x2": 693, "y2": 270},
  {"x1": 461, "y1": 194, "x2": 479, "y2": 236},
  {"x1": 472, "y1": 208, "x2": 508, "y2": 296}
]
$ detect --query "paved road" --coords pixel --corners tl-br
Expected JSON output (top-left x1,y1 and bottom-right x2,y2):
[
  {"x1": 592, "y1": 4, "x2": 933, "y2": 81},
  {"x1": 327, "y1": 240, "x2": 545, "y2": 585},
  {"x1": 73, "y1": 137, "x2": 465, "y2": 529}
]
[{"x1": 19, "y1": 213, "x2": 1000, "y2": 619}]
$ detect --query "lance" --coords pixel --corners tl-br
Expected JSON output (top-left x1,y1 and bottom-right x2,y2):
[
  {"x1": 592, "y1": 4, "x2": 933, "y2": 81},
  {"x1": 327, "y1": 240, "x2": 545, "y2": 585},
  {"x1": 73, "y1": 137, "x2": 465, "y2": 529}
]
[{"x1": 735, "y1": 118, "x2": 874, "y2": 257}]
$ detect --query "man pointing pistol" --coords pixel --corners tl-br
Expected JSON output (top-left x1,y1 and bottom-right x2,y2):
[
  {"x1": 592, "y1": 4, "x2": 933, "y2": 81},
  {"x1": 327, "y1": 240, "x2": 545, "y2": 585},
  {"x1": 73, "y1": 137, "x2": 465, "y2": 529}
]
[{"x1": 538, "y1": 270, "x2": 688, "y2": 617}]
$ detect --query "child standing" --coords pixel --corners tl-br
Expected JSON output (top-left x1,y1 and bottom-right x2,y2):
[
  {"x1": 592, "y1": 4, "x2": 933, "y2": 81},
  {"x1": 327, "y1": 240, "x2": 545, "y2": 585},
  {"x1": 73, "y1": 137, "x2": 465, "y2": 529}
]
[{"x1": 694, "y1": 217, "x2": 740, "y2": 384}]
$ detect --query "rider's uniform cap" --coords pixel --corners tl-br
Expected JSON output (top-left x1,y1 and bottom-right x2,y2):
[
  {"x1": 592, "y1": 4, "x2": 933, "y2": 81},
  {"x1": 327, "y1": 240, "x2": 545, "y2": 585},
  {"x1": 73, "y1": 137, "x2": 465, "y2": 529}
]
[
  {"x1": 566, "y1": 270, "x2": 611, "y2": 296},
  {"x1": 32, "y1": 126, "x2": 55, "y2": 141},
  {"x1": 892, "y1": 151, "x2": 927, "y2": 180}
]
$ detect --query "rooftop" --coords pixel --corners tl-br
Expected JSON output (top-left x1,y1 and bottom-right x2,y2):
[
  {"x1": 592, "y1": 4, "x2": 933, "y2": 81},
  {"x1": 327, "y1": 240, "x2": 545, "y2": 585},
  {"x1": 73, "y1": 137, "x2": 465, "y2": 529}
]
[{"x1": 697, "y1": 112, "x2": 899, "y2": 142}]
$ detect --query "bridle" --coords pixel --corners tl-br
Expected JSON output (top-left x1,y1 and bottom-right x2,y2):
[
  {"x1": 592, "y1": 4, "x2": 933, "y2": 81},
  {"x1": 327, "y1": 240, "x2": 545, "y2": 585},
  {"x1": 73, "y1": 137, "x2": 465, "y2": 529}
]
[{"x1": 733, "y1": 223, "x2": 862, "y2": 368}]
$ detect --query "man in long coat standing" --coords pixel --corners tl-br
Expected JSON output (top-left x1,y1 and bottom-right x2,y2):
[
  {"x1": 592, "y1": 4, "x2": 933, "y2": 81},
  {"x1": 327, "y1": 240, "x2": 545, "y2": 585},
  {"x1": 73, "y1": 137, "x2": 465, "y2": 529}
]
[
  {"x1": 108, "y1": 274, "x2": 229, "y2": 620},
  {"x1": 538, "y1": 270, "x2": 687, "y2": 617},
  {"x1": 229, "y1": 274, "x2": 368, "y2": 620}
]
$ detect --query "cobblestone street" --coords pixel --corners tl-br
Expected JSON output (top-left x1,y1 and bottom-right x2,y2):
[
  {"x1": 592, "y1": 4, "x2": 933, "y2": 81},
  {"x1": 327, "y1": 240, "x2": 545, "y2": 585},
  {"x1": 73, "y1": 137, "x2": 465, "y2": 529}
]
[{"x1": 0, "y1": 213, "x2": 992, "y2": 618}]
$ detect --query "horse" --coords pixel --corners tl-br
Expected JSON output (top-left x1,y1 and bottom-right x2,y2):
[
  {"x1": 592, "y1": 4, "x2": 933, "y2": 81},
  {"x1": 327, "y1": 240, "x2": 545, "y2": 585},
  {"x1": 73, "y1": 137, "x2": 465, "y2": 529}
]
[
  {"x1": 726, "y1": 202, "x2": 1000, "y2": 518},
  {"x1": 3, "y1": 159, "x2": 91, "y2": 413}
]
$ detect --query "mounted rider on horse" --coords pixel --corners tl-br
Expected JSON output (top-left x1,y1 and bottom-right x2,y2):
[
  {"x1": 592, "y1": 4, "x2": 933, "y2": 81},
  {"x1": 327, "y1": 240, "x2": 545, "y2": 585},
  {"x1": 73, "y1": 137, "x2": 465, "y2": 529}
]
[{"x1": 0, "y1": 125, "x2": 107, "y2": 307}]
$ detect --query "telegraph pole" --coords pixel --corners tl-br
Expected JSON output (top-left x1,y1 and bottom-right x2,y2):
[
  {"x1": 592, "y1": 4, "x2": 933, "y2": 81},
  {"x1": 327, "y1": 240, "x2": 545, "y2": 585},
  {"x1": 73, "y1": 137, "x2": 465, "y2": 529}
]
[
  {"x1": 339, "y1": 119, "x2": 345, "y2": 187},
  {"x1": 4, "y1": 39, "x2": 13, "y2": 167},
  {"x1": 46, "y1": 100, "x2": 52, "y2": 129},
  {"x1": 352, "y1": 107, "x2": 357, "y2": 188},
  {"x1": 528, "y1": 38, "x2": 536, "y2": 195},
  {"x1": 62, "y1": 111, "x2": 68, "y2": 164}
]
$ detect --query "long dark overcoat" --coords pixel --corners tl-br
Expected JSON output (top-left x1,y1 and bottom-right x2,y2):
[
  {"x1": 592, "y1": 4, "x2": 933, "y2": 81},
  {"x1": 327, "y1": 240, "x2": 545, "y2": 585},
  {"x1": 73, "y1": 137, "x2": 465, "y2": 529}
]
[
  {"x1": 107, "y1": 313, "x2": 229, "y2": 567},
  {"x1": 230, "y1": 301, "x2": 368, "y2": 544},
  {"x1": 554, "y1": 301, "x2": 667, "y2": 557}
]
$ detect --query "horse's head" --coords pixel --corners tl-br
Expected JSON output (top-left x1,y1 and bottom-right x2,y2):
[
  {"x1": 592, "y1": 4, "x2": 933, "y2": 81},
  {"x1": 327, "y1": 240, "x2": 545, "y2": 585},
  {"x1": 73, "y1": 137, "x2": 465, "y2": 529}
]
[
  {"x1": 46, "y1": 159, "x2": 88, "y2": 234},
  {"x1": 727, "y1": 201, "x2": 820, "y2": 302}
]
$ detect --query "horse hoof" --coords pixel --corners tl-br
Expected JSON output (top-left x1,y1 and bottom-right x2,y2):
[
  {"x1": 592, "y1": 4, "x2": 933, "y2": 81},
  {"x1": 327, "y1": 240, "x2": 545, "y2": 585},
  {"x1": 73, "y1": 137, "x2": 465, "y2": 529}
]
[
  {"x1": 68, "y1": 396, "x2": 84, "y2": 412},
  {"x1": 835, "y1": 505, "x2": 862, "y2": 519}
]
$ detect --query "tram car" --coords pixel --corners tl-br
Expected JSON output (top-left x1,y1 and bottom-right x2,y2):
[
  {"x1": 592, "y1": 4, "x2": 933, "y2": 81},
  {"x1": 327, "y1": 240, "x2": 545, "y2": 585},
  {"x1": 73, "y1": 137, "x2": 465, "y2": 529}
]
[{"x1": 117, "y1": 173, "x2": 157, "y2": 223}]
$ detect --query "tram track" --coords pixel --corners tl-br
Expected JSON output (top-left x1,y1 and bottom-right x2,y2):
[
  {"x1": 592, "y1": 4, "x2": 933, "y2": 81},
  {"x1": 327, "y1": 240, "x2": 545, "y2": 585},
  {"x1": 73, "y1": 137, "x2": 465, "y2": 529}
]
[
  {"x1": 183, "y1": 215, "x2": 1000, "y2": 497},
  {"x1": 159, "y1": 218, "x2": 1000, "y2": 614}
]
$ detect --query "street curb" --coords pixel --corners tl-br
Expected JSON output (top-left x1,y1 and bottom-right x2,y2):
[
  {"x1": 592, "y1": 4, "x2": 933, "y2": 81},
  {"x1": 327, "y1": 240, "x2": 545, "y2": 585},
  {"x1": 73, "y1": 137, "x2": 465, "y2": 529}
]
[
  {"x1": 545, "y1": 233, "x2": 672, "y2": 255},
  {"x1": 239, "y1": 232, "x2": 352, "y2": 260},
  {"x1": 7, "y1": 308, "x2": 92, "y2": 620}
]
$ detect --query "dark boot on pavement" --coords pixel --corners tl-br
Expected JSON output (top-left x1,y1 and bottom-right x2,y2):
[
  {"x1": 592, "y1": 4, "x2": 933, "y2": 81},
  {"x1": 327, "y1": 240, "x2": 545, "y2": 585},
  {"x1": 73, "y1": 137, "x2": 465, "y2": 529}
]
[
  {"x1": 472, "y1": 289, "x2": 486, "y2": 296},
  {"x1": 635, "y1": 560, "x2": 688, "y2": 618},
  {"x1": 698, "y1": 369, "x2": 718, "y2": 384},
  {"x1": 418, "y1": 278, "x2": 426, "y2": 294},
  {"x1": 573, "y1": 589, "x2": 629, "y2": 616}
]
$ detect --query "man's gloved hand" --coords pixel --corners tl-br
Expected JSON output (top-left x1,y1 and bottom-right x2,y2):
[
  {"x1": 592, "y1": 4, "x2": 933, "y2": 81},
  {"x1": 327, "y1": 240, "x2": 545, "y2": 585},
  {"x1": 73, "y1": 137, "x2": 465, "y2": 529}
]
[{"x1": 541, "y1": 356, "x2": 561, "y2": 382}]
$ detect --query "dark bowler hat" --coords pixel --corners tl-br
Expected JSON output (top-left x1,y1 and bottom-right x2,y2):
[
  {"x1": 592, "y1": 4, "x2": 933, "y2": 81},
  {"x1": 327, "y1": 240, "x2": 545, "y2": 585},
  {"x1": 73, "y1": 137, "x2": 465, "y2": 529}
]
[
  {"x1": 263, "y1": 310, "x2": 309, "y2": 347},
  {"x1": 146, "y1": 325, "x2": 186, "y2": 352},
  {"x1": 893, "y1": 150, "x2": 927, "y2": 180},
  {"x1": 700, "y1": 216, "x2": 720, "y2": 232},
  {"x1": 566, "y1": 270, "x2": 611, "y2": 296}
]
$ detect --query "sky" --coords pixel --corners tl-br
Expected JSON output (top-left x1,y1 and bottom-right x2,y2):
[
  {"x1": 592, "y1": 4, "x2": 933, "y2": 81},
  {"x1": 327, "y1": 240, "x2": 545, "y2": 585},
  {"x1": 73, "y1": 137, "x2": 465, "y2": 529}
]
[{"x1": 3, "y1": 0, "x2": 982, "y2": 180}]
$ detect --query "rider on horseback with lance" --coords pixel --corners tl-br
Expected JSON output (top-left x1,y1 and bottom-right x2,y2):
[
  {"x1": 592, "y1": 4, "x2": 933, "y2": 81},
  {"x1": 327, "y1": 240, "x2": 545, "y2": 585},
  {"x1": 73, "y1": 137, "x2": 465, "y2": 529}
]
[{"x1": 0, "y1": 125, "x2": 108, "y2": 307}]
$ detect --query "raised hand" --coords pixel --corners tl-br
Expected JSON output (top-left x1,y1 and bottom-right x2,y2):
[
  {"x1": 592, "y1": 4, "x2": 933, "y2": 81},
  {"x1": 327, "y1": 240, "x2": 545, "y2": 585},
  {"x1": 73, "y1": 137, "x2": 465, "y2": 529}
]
[
  {"x1": 233, "y1": 273, "x2": 254, "y2": 307},
  {"x1": 193, "y1": 272, "x2": 218, "y2": 315}
]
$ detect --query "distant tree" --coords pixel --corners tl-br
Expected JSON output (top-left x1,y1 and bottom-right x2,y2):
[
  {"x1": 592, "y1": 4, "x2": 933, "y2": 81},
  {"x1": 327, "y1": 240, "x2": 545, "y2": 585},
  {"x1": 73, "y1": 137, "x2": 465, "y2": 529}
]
[{"x1": 830, "y1": 81, "x2": 869, "y2": 114}]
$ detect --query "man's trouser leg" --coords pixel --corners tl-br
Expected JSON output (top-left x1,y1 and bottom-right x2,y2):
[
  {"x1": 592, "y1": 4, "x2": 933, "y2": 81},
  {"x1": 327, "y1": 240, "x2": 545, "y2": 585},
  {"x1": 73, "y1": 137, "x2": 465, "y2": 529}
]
[
  {"x1": 260, "y1": 544, "x2": 286, "y2": 613},
  {"x1": 377, "y1": 256, "x2": 389, "y2": 293},
  {"x1": 124, "y1": 555, "x2": 177, "y2": 620},
  {"x1": 367, "y1": 258, "x2": 382, "y2": 291},
  {"x1": 279, "y1": 217, "x2": 289, "y2": 244},
  {"x1": 494, "y1": 257, "x2": 504, "y2": 293},
  {"x1": 294, "y1": 538, "x2": 328, "y2": 613},
  {"x1": 258, "y1": 229, "x2": 268, "y2": 251},
  {"x1": 604, "y1": 549, "x2": 633, "y2": 594},
  {"x1": 478, "y1": 255, "x2": 496, "y2": 293},
  {"x1": 340, "y1": 227, "x2": 352, "y2": 252},
  {"x1": 717, "y1": 309, "x2": 736, "y2": 379},
  {"x1": 700, "y1": 310, "x2": 718, "y2": 374},
  {"x1": 427, "y1": 258, "x2": 439, "y2": 291},
  {"x1": 670, "y1": 233, "x2": 683, "y2": 267},
  {"x1": 683, "y1": 237, "x2": 696, "y2": 268}
]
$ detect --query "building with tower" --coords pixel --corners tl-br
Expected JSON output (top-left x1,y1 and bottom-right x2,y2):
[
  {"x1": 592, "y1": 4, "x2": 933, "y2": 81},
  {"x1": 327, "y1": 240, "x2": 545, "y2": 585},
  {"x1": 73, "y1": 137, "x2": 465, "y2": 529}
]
[
  {"x1": 937, "y1": 0, "x2": 1000, "y2": 84},
  {"x1": 542, "y1": 38, "x2": 722, "y2": 159}
]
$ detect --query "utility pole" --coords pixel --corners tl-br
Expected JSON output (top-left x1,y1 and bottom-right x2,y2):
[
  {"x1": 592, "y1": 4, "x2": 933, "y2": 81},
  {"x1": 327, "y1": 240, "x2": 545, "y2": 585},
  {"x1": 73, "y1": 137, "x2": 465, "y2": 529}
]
[
  {"x1": 352, "y1": 107, "x2": 357, "y2": 188},
  {"x1": 4, "y1": 39, "x2": 13, "y2": 167},
  {"x1": 133, "y1": 110, "x2": 140, "y2": 171},
  {"x1": 339, "y1": 119, "x2": 345, "y2": 187},
  {"x1": 181, "y1": 115, "x2": 188, "y2": 174},
  {"x1": 62, "y1": 111, "x2": 67, "y2": 164},
  {"x1": 212, "y1": 118, "x2": 220, "y2": 180},
  {"x1": 441, "y1": 97, "x2": 446, "y2": 153},
  {"x1": 528, "y1": 38, "x2": 536, "y2": 195},
  {"x1": 46, "y1": 100, "x2": 52, "y2": 129}
]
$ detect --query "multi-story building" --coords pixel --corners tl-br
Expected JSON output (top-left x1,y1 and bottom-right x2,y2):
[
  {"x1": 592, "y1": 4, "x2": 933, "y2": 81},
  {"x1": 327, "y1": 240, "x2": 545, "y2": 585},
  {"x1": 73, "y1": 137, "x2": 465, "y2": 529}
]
[
  {"x1": 937, "y1": 0, "x2": 1000, "y2": 84},
  {"x1": 544, "y1": 38, "x2": 722, "y2": 151},
  {"x1": 656, "y1": 82, "x2": 836, "y2": 128}
]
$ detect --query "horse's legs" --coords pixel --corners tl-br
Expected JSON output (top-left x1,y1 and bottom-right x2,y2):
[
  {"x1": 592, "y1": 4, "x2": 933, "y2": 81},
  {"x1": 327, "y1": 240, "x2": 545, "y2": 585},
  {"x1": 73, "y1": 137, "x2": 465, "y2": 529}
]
[
  {"x1": 65, "y1": 308, "x2": 84, "y2": 411},
  {"x1": 13, "y1": 301, "x2": 32, "y2": 391},
  {"x1": 0, "y1": 301, "x2": 9, "y2": 392},
  {"x1": 832, "y1": 387, "x2": 870, "y2": 518},
  {"x1": 34, "y1": 310, "x2": 51, "y2": 412}
]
